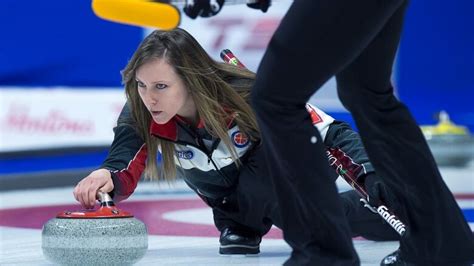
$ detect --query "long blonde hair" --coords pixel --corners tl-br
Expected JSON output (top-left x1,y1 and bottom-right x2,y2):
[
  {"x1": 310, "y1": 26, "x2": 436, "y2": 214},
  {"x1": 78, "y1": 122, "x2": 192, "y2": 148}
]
[{"x1": 122, "y1": 28, "x2": 259, "y2": 181}]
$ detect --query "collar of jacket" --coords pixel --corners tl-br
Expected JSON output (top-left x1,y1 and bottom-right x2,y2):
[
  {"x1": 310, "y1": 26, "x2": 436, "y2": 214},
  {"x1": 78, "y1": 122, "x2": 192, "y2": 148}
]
[{"x1": 149, "y1": 112, "x2": 236, "y2": 141}]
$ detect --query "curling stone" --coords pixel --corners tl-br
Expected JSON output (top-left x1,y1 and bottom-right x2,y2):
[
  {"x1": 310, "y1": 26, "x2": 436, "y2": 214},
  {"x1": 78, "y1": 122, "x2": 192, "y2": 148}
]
[
  {"x1": 42, "y1": 192, "x2": 148, "y2": 265},
  {"x1": 421, "y1": 111, "x2": 474, "y2": 166}
]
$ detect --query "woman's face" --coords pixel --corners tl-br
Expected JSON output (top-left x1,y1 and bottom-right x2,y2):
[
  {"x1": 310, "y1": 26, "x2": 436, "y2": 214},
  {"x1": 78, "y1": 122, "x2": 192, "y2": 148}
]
[{"x1": 135, "y1": 58, "x2": 196, "y2": 125}]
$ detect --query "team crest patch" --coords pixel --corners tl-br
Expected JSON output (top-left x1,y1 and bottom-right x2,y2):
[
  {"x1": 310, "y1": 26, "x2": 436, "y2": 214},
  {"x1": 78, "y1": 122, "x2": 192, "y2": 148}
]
[
  {"x1": 176, "y1": 150, "x2": 194, "y2": 160},
  {"x1": 231, "y1": 131, "x2": 249, "y2": 148}
]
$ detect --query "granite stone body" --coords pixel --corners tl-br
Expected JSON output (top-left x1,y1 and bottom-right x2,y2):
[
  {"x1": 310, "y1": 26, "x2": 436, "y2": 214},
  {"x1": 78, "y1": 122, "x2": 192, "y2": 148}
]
[{"x1": 42, "y1": 217, "x2": 148, "y2": 265}]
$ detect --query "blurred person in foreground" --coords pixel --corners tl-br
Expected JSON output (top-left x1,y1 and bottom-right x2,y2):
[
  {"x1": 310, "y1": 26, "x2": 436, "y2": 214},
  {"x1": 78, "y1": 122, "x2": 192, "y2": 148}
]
[{"x1": 181, "y1": 0, "x2": 474, "y2": 265}]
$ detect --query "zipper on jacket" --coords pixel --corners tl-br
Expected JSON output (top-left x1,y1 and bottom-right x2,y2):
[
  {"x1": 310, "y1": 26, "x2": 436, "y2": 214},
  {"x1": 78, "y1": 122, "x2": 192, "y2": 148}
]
[{"x1": 194, "y1": 136, "x2": 234, "y2": 187}]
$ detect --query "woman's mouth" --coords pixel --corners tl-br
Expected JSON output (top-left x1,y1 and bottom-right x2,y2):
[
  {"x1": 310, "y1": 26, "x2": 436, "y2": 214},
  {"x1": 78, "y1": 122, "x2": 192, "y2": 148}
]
[{"x1": 151, "y1": 111, "x2": 162, "y2": 116}]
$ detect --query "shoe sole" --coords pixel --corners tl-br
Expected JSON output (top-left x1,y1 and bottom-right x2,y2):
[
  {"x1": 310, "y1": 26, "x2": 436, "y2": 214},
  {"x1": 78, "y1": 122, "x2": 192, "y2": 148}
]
[{"x1": 219, "y1": 244, "x2": 260, "y2": 255}]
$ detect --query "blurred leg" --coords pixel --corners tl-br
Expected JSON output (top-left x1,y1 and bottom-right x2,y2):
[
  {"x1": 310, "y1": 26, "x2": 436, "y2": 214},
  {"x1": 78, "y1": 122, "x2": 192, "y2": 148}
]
[
  {"x1": 251, "y1": 0, "x2": 405, "y2": 264},
  {"x1": 335, "y1": 1, "x2": 474, "y2": 264}
]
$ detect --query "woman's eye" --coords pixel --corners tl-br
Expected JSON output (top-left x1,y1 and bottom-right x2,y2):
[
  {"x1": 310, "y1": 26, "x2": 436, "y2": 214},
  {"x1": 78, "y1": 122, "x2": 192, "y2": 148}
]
[
  {"x1": 137, "y1": 81, "x2": 145, "y2": 88},
  {"x1": 156, "y1": 84, "x2": 168, "y2": 90}
]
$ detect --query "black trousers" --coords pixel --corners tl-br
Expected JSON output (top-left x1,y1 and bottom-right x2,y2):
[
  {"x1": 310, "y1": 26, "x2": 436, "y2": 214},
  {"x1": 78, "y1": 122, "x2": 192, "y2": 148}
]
[
  {"x1": 212, "y1": 189, "x2": 400, "y2": 242},
  {"x1": 209, "y1": 146, "x2": 399, "y2": 242},
  {"x1": 250, "y1": 0, "x2": 474, "y2": 265}
]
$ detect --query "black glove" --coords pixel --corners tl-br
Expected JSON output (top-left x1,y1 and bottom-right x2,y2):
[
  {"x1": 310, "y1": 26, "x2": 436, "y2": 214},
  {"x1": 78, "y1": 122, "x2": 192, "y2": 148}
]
[
  {"x1": 360, "y1": 173, "x2": 400, "y2": 213},
  {"x1": 246, "y1": 0, "x2": 271, "y2": 13},
  {"x1": 183, "y1": 0, "x2": 225, "y2": 19}
]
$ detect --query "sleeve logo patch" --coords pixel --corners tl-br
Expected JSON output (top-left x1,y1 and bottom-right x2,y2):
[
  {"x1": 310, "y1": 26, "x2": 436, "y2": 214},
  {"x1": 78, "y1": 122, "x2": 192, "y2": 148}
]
[{"x1": 231, "y1": 131, "x2": 249, "y2": 148}]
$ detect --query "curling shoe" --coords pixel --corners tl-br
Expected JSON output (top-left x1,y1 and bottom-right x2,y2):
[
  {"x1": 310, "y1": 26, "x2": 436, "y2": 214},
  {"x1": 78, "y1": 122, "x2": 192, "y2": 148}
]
[
  {"x1": 381, "y1": 249, "x2": 415, "y2": 266},
  {"x1": 219, "y1": 227, "x2": 261, "y2": 255}
]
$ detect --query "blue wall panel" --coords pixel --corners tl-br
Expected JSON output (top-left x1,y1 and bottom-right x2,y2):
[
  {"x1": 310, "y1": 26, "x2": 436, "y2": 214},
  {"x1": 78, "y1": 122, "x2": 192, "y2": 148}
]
[
  {"x1": 397, "y1": 0, "x2": 474, "y2": 130},
  {"x1": 0, "y1": 0, "x2": 143, "y2": 87}
]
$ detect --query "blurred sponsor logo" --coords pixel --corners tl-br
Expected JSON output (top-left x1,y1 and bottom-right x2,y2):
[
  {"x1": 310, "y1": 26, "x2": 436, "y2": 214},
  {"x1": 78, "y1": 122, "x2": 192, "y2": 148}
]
[
  {"x1": 6, "y1": 105, "x2": 94, "y2": 134},
  {"x1": 0, "y1": 88, "x2": 125, "y2": 152}
]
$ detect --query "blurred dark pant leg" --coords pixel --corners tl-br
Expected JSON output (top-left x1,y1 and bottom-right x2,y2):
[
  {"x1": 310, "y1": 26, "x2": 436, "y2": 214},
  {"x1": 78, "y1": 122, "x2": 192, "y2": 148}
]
[
  {"x1": 212, "y1": 208, "x2": 254, "y2": 232},
  {"x1": 211, "y1": 147, "x2": 277, "y2": 237},
  {"x1": 251, "y1": 0, "x2": 406, "y2": 264},
  {"x1": 335, "y1": 1, "x2": 474, "y2": 264}
]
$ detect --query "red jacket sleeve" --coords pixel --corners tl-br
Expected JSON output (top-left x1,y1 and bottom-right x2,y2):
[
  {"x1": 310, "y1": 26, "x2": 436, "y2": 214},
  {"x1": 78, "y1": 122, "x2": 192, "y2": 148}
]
[{"x1": 110, "y1": 143, "x2": 147, "y2": 202}]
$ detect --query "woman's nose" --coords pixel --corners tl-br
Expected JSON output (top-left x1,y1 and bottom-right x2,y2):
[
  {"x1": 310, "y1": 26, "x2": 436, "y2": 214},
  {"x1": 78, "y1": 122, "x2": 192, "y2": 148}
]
[{"x1": 145, "y1": 91, "x2": 158, "y2": 106}]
